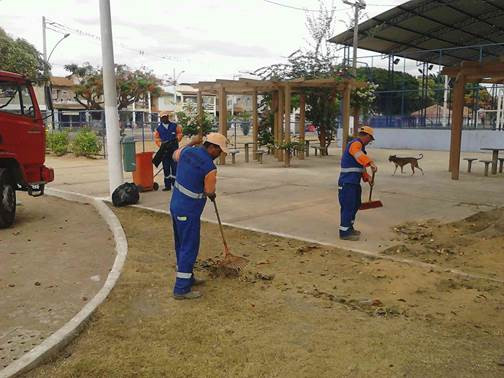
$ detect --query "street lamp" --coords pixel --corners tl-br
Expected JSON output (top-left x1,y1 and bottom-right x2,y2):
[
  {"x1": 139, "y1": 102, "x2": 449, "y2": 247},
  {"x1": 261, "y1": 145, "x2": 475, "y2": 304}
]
[{"x1": 47, "y1": 33, "x2": 70, "y2": 63}]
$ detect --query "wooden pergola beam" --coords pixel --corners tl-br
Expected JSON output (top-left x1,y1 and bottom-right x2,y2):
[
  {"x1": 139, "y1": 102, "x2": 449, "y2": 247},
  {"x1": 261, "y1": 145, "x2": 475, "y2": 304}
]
[
  {"x1": 341, "y1": 83, "x2": 352, "y2": 154},
  {"x1": 449, "y1": 74, "x2": 466, "y2": 180},
  {"x1": 218, "y1": 86, "x2": 227, "y2": 165},
  {"x1": 284, "y1": 85, "x2": 291, "y2": 168},
  {"x1": 298, "y1": 93, "x2": 306, "y2": 160},
  {"x1": 252, "y1": 90, "x2": 258, "y2": 160}
]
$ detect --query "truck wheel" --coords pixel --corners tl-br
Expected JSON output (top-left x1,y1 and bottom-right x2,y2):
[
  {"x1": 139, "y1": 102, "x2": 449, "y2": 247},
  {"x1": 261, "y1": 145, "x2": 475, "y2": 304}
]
[{"x1": 0, "y1": 169, "x2": 16, "y2": 229}]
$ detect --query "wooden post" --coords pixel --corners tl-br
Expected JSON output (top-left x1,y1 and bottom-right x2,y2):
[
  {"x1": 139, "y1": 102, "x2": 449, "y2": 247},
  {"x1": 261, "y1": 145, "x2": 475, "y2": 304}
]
[
  {"x1": 450, "y1": 74, "x2": 465, "y2": 180},
  {"x1": 252, "y1": 91, "x2": 258, "y2": 160},
  {"x1": 299, "y1": 93, "x2": 305, "y2": 160},
  {"x1": 278, "y1": 88, "x2": 284, "y2": 162},
  {"x1": 272, "y1": 91, "x2": 279, "y2": 158},
  {"x1": 284, "y1": 85, "x2": 291, "y2": 167},
  {"x1": 342, "y1": 83, "x2": 352, "y2": 154},
  {"x1": 197, "y1": 90, "x2": 203, "y2": 137},
  {"x1": 218, "y1": 86, "x2": 227, "y2": 165}
]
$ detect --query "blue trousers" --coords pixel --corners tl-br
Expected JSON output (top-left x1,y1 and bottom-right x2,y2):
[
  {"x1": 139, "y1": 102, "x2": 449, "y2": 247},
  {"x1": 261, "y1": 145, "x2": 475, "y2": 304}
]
[
  {"x1": 162, "y1": 154, "x2": 177, "y2": 189},
  {"x1": 171, "y1": 211, "x2": 201, "y2": 295},
  {"x1": 338, "y1": 183, "x2": 362, "y2": 237}
]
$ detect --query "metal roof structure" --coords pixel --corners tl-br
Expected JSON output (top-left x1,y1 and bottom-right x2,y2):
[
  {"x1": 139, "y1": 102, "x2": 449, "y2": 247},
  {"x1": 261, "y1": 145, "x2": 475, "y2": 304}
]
[{"x1": 329, "y1": 0, "x2": 504, "y2": 66}]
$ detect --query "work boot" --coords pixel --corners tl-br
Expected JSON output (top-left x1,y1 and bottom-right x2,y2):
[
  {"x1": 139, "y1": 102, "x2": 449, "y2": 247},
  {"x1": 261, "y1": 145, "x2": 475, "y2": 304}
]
[
  {"x1": 192, "y1": 277, "x2": 206, "y2": 286},
  {"x1": 339, "y1": 233, "x2": 360, "y2": 241},
  {"x1": 162, "y1": 187, "x2": 171, "y2": 192},
  {"x1": 351, "y1": 229, "x2": 361, "y2": 236},
  {"x1": 173, "y1": 290, "x2": 202, "y2": 300}
]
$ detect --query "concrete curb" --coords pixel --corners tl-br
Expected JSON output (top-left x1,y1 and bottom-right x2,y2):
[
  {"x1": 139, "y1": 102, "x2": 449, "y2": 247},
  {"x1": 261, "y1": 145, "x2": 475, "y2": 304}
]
[
  {"x1": 132, "y1": 204, "x2": 504, "y2": 285},
  {"x1": 0, "y1": 189, "x2": 128, "y2": 378}
]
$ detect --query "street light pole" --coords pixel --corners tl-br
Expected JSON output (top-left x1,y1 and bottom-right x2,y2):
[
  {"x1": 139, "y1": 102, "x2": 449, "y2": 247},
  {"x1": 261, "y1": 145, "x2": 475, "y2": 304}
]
[
  {"x1": 99, "y1": 0, "x2": 124, "y2": 195},
  {"x1": 42, "y1": 16, "x2": 48, "y2": 77}
]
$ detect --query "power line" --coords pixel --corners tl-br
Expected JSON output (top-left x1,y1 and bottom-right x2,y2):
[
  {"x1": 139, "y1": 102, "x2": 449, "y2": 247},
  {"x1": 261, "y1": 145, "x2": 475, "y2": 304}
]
[
  {"x1": 263, "y1": 0, "x2": 350, "y2": 12},
  {"x1": 45, "y1": 18, "x2": 181, "y2": 63}
]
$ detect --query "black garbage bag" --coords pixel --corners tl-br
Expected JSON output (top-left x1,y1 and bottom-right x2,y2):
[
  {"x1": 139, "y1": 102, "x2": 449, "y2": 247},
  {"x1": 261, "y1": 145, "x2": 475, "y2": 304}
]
[
  {"x1": 152, "y1": 140, "x2": 179, "y2": 168},
  {"x1": 112, "y1": 182, "x2": 140, "y2": 207}
]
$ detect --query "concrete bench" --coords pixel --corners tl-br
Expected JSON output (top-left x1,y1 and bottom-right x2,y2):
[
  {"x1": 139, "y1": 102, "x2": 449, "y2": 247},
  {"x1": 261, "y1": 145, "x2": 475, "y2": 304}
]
[
  {"x1": 499, "y1": 157, "x2": 504, "y2": 173},
  {"x1": 229, "y1": 149, "x2": 240, "y2": 164},
  {"x1": 254, "y1": 150, "x2": 265, "y2": 164},
  {"x1": 480, "y1": 160, "x2": 493, "y2": 176},
  {"x1": 463, "y1": 157, "x2": 477, "y2": 173}
]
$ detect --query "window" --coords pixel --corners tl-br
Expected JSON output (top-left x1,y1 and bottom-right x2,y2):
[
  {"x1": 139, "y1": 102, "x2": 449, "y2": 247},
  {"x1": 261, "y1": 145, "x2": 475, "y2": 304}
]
[
  {"x1": 0, "y1": 81, "x2": 22, "y2": 115},
  {"x1": 19, "y1": 85, "x2": 35, "y2": 118}
]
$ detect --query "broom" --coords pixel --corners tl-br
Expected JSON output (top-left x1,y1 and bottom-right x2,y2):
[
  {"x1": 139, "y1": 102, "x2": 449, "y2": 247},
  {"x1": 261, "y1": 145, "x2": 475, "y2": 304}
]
[
  {"x1": 359, "y1": 171, "x2": 383, "y2": 210},
  {"x1": 212, "y1": 198, "x2": 248, "y2": 270}
]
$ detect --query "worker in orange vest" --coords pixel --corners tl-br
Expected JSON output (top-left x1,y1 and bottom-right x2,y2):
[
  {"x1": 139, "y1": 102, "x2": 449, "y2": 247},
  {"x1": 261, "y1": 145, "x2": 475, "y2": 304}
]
[
  {"x1": 154, "y1": 112, "x2": 183, "y2": 191},
  {"x1": 338, "y1": 126, "x2": 378, "y2": 241}
]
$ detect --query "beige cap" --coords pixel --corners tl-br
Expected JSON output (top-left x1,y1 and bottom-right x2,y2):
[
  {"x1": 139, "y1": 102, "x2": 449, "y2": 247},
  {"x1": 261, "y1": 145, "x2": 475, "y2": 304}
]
[
  {"x1": 160, "y1": 111, "x2": 170, "y2": 118},
  {"x1": 205, "y1": 132, "x2": 229, "y2": 154}
]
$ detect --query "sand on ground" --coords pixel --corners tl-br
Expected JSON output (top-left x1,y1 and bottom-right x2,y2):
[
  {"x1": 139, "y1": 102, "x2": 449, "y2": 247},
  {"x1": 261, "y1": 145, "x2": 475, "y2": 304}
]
[
  {"x1": 0, "y1": 194, "x2": 115, "y2": 369},
  {"x1": 28, "y1": 206, "x2": 504, "y2": 377}
]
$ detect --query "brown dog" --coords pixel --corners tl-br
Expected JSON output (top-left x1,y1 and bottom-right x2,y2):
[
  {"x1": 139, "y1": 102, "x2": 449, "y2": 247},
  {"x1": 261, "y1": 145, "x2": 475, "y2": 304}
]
[{"x1": 389, "y1": 154, "x2": 424, "y2": 175}]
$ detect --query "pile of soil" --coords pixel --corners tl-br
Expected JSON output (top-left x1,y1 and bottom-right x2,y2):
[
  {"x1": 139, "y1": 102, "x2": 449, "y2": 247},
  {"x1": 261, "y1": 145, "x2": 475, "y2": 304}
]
[
  {"x1": 384, "y1": 207, "x2": 504, "y2": 280},
  {"x1": 28, "y1": 207, "x2": 504, "y2": 377}
]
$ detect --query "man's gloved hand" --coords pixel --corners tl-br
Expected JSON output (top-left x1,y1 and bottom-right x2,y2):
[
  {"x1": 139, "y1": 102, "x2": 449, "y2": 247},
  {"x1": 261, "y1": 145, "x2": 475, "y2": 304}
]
[{"x1": 206, "y1": 192, "x2": 216, "y2": 202}]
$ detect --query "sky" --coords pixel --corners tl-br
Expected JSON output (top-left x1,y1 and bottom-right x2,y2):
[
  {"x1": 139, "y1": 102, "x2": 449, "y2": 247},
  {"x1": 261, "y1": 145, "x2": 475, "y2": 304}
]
[{"x1": 0, "y1": 0, "x2": 406, "y2": 84}]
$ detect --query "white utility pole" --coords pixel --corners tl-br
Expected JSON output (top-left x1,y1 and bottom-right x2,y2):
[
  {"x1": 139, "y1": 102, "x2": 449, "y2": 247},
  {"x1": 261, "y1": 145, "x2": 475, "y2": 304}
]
[
  {"x1": 99, "y1": 0, "x2": 124, "y2": 195},
  {"x1": 42, "y1": 17, "x2": 48, "y2": 75},
  {"x1": 147, "y1": 91, "x2": 152, "y2": 124},
  {"x1": 442, "y1": 75, "x2": 449, "y2": 127},
  {"x1": 343, "y1": 0, "x2": 366, "y2": 75}
]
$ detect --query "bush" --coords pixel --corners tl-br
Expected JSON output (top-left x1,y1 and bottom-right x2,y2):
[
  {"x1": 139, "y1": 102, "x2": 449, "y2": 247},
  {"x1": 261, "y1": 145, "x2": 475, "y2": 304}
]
[
  {"x1": 47, "y1": 131, "x2": 69, "y2": 156},
  {"x1": 72, "y1": 128, "x2": 102, "y2": 157}
]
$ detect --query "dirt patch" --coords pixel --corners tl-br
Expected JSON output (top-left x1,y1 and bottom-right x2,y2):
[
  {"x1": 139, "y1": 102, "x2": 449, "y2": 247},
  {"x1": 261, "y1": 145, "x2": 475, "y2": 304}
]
[
  {"x1": 383, "y1": 207, "x2": 504, "y2": 280},
  {"x1": 27, "y1": 206, "x2": 504, "y2": 377}
]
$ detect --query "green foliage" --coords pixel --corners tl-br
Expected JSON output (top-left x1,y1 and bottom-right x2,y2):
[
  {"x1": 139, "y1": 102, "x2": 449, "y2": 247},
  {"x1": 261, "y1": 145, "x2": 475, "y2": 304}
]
[
  {"x1": 47, "y1": 131, "x2": 69, "y2": 156},
  {"x1": 357, "y1": 67, "x2": 422, "y2": 114},
  {"x1": 240, "y1": 122, "x2": 251, "y2": 136},
  {"x1": 0, "y1": 28, "x2": 48, "y2": 81},
  {"x1": 65, "y1": 63, "x2": 162, "y2": 110},
  {"x1": 254, "y1": 1, "x2": 342, "y2": 149},
  {"x1": 176, "y1": 102, "x2": 213, "y2": 136},
  {"x1": 72, "y1": 128, "x2": 102, "y2": 157}
]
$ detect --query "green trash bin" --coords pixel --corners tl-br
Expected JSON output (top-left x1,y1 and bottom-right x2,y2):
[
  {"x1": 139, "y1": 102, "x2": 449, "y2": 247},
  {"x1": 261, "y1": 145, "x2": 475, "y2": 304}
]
[{"x1": 122, "y1": 136, "x2": 136, "y2": 172}]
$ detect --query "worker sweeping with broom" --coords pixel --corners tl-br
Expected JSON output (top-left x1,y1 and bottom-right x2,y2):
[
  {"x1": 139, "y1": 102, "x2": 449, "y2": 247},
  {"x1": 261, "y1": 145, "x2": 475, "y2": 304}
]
[
  {"x1": 170, "y1": 132, "x2": 228, "y2": 300},
  {"x1": 338, "y1": 126, "x2": 378, "y2": 241}
]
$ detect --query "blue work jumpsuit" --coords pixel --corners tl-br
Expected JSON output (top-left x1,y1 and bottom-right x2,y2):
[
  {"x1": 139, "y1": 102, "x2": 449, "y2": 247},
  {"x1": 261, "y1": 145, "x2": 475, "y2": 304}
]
[
  {"x1": 156, "y1": 122, "x2": 179, "y2": 189},
  {"x1": 338, "y1": 138, "x2": 369, "y2": 237},
  {"x1": 170, "y1": 146, "x2": 216, "y2": 295}
]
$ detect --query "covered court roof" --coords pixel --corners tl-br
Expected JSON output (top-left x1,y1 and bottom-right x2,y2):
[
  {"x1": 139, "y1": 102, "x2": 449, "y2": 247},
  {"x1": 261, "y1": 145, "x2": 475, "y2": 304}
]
[{"x1": 329, "y1": 0, "x2": 504, "y2": 66}]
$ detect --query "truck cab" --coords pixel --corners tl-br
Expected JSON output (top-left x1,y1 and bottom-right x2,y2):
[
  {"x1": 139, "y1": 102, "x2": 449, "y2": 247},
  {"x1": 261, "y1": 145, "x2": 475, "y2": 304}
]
[{"x1": 0, "y1": 71, "x2": 54, "y2": 228}]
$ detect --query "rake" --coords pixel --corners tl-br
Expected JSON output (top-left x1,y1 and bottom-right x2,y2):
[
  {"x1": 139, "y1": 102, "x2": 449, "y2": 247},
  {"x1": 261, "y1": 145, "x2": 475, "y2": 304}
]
[
  {"x1": 211, "y1": 198, "x2": 249, "y2": 270},
  {"x1": 359, "y1": 171, "x2": 383, "y2": 210}
]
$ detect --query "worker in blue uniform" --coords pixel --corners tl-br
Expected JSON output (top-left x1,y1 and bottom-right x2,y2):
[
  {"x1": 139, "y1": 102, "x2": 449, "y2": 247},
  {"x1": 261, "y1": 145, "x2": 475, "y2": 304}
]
[
  {"x1": 170, "y1": 132, "x2": 228, "y2": 300},
  {"x1": 338, "y1": 126, "x2": 378, "y2": 241},
  {"x1": 154, "y1": 112, "x2": 183, "y2": 191}
]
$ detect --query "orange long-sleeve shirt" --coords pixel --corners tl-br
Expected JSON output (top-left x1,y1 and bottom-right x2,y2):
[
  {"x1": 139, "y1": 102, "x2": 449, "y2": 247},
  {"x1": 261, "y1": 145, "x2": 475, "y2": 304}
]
[{"x1": 349, "y1": 140, "x2": 373, "y2": 181}]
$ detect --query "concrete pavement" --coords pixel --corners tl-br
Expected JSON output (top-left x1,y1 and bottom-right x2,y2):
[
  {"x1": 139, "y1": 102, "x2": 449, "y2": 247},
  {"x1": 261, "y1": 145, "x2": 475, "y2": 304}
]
[{"x1": 45, "y1": 145, "x2": 504, "y2": 253}]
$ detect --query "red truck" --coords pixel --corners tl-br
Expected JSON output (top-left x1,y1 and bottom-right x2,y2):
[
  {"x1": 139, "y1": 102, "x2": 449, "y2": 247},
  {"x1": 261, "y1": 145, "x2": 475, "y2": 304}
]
[{"x1": 0, "y1": 71, "x2": 54, "y2": 228}]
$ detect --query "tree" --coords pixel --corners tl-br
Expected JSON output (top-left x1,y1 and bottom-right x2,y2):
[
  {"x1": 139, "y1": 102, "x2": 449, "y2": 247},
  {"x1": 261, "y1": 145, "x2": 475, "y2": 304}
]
[
  {"x1": 0, "y1": 28, "x2": 48, "y2": 81},
  {"x1": 175, "y1": 102, "x2": 213, "y2": 136},
  {"x1": 64, "y1": 63, "x2": 162, "y2": 110},
  {"x1": 356, "y1": 67, "x2": 422, "y2": 115},
  {"x1": 254, "y1": 1, "x2": 345, "y2": 150}
]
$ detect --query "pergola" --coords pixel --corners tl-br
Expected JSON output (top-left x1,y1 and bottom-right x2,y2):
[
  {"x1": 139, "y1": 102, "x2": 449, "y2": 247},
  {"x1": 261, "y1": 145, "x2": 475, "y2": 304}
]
[
  {"x1": 441, "y1": 59, "x2": 504, "y2": 180},
  {"x1": 190, "y1": 77, "x2": 366, "y2": 166}
]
